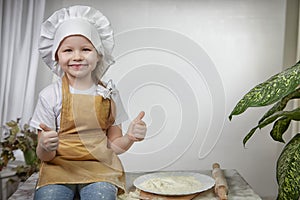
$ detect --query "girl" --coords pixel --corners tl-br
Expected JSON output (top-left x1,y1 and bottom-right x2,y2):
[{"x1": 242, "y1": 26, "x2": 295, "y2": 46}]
[{"x1": 30, "y1": 5, "x2": 147, "y2": 200}]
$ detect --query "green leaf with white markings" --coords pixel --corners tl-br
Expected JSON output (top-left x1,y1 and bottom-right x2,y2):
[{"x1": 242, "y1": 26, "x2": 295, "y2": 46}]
[
  {"x1": 229, "y1": 61, "x2": 300, "y2": 120},
  {"x1": 276, "y1": 134, "x2": 300, "y2": 200}
]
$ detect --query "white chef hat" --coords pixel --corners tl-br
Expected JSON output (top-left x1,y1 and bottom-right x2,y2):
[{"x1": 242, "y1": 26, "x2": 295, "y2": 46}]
[{"x1": 39, "y1": 5, "x2": 114, "y2": 78}]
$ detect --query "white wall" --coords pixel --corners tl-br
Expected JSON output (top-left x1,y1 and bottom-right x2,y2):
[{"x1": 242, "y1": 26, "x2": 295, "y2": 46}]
[{"x1": 37, "y1": 0, "x2": 292, "y2": 198}]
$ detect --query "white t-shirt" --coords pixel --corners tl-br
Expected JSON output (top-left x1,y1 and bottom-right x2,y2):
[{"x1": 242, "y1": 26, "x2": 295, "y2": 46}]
[{"x1": 30, "y1": 79, "x2": 128, "y2": 131}]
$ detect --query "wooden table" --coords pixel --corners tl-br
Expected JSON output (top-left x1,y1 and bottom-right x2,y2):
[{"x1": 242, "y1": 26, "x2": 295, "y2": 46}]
[{"x1": 9, "y1": 169, "x2": 262, "y2": 200}]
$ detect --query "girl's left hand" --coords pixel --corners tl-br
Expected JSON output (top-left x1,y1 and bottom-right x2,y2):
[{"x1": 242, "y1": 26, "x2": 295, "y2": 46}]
[{"x1": 127, "y1": 111, "x2": 147, "y2": 142}]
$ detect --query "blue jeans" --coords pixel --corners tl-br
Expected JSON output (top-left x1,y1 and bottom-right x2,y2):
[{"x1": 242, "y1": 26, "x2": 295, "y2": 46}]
[{"x1": 34, "y1": 182, "x2": 118, "y2": 200}]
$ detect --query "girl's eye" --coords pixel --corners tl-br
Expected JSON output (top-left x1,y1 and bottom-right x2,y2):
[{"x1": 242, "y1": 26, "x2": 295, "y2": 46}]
[
  {"x1": 83, "y1": 48, "x2": 92, "y2": 51},
  {"x1": 63, "y1": 49, "x2": 72, "y2": 52}
]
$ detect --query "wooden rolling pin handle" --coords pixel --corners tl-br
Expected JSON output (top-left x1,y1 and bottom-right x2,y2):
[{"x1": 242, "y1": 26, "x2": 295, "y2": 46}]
[
  {"x1": 216, "y1": 186, "x2": 227, "y2": 200},
  {"x1": 213, "y1": 163, "x2": 220, "y2": 169},
  {"x1": 212, "y1": 163, "x2": 228, "y2": 200}
]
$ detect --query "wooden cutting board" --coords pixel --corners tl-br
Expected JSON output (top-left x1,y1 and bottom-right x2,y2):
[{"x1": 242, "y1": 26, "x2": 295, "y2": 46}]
[{"x1": 139, "y1": 190, "x2": 200, "y2": 199}]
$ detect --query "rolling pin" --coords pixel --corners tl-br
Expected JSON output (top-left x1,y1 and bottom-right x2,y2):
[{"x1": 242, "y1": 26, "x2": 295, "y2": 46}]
[{"x1": 212, "y1": 163, "x2": 228, "y2": 200}]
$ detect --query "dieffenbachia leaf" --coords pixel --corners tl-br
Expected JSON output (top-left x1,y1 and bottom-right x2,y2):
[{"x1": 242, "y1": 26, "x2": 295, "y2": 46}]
[
  {"x1": 257, "y1": 107, "x2": 300, "y2": 129},
  {"x1": 276, "y1": 134, "x2": 300, "y2": 200},
  {"x1": 229, "y1": 61, "x2": 300, "y2": 120},
  {"x1": 258, "y1": 88, "x2": 300, "y2": 124},
  {"x1": 243, "y1": 126, "x2": 259, "y2": 145},
  {"x1": 270, "y1": 117, "x2": 291, "y2": 143},
  {"x1": 242, "y1": 107, "x2": 300, "y2": 145}
]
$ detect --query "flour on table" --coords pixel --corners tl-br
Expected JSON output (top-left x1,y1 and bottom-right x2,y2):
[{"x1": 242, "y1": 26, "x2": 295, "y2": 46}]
[{"x1": 139, "y1": 176, "x2": 202, "y2": 195}]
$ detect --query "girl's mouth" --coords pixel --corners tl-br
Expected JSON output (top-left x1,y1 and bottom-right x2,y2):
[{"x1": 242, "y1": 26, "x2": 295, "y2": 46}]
[{"x1": 69, "y1": 64, "x2": 88, "y2": 70}]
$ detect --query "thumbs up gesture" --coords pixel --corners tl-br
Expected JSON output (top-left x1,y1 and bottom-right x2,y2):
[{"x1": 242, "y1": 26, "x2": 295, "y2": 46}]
[
  {"x1": 38, "y1": 123, "x2": 59, "y2": 152},
  {"x1": 127, "y1": 111, "x2": 147, "y2": 142}
]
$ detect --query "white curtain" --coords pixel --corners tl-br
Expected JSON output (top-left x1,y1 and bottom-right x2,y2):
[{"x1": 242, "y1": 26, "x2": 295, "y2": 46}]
[{"x1": 0, "y1": 0, "x2": 45, "y2": 127}]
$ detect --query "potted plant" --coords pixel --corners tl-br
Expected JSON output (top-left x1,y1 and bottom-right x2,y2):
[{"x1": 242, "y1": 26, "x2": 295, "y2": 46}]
[
  {"x1": 229, "y1": 61, "x2": 300, "y2": 200},
  {"x1": 0, "y1": 118, "x2": 39, "y2": 181}
]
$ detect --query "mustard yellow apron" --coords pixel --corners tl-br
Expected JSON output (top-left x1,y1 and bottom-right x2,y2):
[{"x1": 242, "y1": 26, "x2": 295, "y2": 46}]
[{"x1": 37, "y1": 75, "x2": 125, "y2": 193}]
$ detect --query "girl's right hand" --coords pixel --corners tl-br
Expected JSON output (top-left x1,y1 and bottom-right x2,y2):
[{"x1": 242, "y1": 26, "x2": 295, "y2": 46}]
[{"x1": 39, "y1": 123, "x2": 59, "y2": 152}]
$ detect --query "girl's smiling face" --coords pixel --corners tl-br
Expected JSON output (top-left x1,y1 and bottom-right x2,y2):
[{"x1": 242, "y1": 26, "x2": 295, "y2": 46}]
[{"x1": 56, "y1": 35, "x2": 100, "y2": 83}]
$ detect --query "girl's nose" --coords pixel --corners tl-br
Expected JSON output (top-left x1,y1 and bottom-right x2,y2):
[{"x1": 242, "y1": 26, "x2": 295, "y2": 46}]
[{"x1": 73, "y1": 51, "x2": 83, "y2": 60}]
